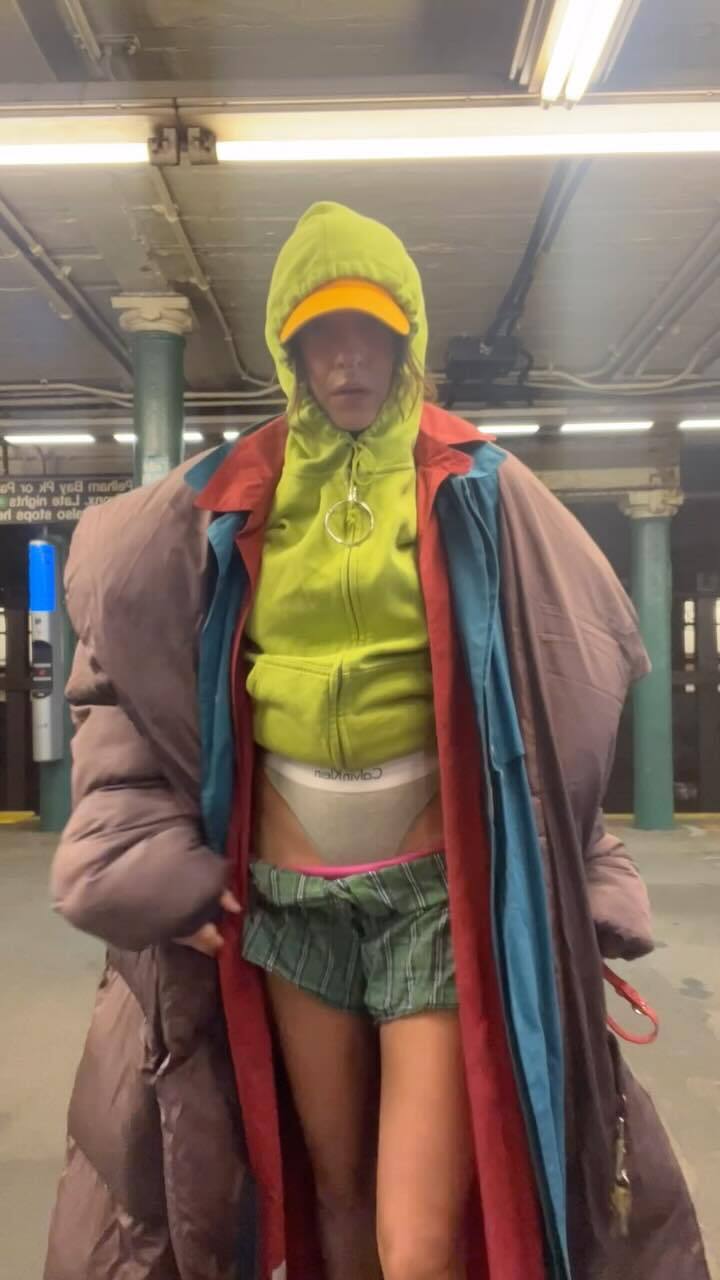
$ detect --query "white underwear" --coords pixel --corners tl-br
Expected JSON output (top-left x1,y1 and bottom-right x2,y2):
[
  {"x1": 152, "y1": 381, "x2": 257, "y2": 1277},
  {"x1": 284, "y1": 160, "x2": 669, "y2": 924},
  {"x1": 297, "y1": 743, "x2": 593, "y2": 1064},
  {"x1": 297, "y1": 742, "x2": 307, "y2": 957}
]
[{"x1": 263, "y1": 750, "x2": 440, "y2": 865}]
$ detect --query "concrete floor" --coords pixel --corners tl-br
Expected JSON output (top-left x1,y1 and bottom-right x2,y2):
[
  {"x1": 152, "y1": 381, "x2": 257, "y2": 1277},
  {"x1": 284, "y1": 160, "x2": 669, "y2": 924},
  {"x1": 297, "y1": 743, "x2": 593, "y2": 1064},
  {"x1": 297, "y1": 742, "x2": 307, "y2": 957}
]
[{"x1": 0, "y1": 827, "x2": 718, "y2": 1280}]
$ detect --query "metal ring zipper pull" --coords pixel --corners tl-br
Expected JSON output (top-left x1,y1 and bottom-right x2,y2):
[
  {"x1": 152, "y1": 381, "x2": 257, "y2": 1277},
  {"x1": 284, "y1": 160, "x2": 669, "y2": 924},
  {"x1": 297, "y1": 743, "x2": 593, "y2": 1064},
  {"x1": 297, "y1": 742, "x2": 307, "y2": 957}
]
[{"x1": 324, "y1": 484, "x2": 375, "y2": 547}]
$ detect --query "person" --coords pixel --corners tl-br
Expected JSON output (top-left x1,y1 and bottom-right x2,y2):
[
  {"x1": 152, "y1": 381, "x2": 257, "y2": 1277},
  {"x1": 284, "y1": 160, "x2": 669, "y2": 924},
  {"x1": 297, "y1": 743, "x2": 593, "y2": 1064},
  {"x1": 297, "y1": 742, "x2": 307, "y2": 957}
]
[{"x1": 45, "y1": 202, "x2": 709, "y2": 1280}]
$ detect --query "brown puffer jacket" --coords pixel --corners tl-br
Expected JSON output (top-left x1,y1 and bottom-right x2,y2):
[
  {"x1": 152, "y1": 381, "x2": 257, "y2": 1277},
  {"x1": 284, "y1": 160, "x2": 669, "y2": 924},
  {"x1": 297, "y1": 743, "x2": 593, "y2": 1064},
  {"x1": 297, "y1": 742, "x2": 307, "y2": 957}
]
[
  {"x1": 44, "y1": 469, "x2": 255, "y2": 1280},
  {"x1": 44, "y1": 438, "x2": 707, "y2": 1280},
  {"x1": 45, "y1": 653, "x2": 255, "y2": 1280}
]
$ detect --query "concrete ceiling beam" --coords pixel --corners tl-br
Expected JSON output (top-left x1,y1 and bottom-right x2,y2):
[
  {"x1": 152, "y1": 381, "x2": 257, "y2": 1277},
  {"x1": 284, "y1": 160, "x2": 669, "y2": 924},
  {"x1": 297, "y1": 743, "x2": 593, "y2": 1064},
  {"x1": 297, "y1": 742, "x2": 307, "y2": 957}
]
[{"x1": 0, "y1": 191, "x2": 131, "y2": 377}]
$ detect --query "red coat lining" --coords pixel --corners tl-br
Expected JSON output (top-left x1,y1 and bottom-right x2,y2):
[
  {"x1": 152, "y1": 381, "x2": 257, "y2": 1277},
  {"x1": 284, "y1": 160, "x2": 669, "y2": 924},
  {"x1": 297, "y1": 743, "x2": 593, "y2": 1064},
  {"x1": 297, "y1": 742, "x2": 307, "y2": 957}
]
[{"x1": 201, "y1": 408, "x2": 545, "y2": 1278}]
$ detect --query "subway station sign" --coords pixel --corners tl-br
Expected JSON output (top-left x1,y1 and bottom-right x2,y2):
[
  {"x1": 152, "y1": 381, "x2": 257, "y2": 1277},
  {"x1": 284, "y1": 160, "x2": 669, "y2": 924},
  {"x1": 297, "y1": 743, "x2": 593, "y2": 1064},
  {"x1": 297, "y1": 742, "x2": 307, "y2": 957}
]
[{"x1": 0, "y1": 475, "x2": 133, "y2": 525}]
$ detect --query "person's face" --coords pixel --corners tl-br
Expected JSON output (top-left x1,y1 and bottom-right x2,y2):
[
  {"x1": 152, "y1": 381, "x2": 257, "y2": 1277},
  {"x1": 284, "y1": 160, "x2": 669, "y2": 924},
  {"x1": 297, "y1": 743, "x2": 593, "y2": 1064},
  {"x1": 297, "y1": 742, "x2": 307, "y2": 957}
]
[{"x1": 295, "y1": 310, "x2": 397, "y2": 432}]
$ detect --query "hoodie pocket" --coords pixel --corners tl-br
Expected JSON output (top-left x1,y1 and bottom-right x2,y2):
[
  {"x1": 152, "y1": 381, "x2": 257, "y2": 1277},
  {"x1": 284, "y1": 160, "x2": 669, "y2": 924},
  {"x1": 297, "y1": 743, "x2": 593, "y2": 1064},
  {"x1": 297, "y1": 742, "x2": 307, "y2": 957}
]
[{"x1": 245, "y1": 653, "x2": 334, "y2": 764}]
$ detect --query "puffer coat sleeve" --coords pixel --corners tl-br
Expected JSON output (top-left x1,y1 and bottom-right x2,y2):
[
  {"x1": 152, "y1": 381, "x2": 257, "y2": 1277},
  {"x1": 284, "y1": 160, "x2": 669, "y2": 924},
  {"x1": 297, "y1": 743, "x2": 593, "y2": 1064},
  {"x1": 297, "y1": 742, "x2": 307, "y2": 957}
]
[
  {"x1": 584, "y1": 809, "x2": 653, "y2": 960},
  {"x1": 51, "y1": 639, "x2": 227, "y2": 951}
]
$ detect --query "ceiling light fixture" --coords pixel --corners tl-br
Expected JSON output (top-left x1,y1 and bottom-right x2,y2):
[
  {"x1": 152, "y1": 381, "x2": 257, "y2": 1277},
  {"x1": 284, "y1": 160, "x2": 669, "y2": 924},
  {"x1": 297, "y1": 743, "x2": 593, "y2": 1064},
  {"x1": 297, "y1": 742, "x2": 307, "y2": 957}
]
[
  {"x1": 213, "y1": 103, "x2": 720, "y2": 163},
  {"x1": 542, "y1": 0, "x2": 626, "y2": 103},
  {"x1": 2, "y1": 101, "x2": 720, "y2": 167},
  {"x1": 678, "y1": 418, "x2": 720, "y2": 431},
  {"x1": 475, "y1": 424, "x2": 541, "y2": 436},
  {"x1": 223, "y1": 430, "x2": 240, "y2": 441},
  {"x1": 564, "y1": 0, "x2": 627, "y2": 102},
  {"x1": 0, "y1": 143, "x2": 148, "y2": 166},
  {"x1": 115, "y1": 430, "x2": 204, "y2": 443},
  {"x1": 512, "y1": 0, "x2": 640, "y2": 104},
  {"x1": 560, "y1": 421, "x2": 653, "y2": 434},
  {"x1": 3, "y1": 432, "x2": 96, "y2": 445}
]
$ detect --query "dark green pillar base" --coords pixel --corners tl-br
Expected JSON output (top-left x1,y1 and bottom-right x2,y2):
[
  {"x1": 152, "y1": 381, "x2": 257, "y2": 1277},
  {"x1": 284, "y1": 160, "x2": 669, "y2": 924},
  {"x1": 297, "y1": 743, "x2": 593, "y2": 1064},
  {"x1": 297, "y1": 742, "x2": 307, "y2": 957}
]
[
  {"x1": 630, "y1": 511, "x2": 676, "y2": 831},
  {"x1": 38, "y1": 760, "x2": 71, "y2": 833},
  {"x1": 131, "y1": 330, "x2": 186, "y2": 486}
]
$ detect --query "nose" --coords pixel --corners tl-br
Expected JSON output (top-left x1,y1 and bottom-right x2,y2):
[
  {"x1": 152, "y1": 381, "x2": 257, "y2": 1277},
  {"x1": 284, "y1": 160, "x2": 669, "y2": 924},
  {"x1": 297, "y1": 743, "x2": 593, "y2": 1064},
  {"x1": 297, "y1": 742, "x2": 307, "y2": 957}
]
[
  {"x1": 333, "y1": 346, "x2": 361, "y2": 371},
  {"x1": 329, "y1": 315, "x2": 371, "y2": 371},
  {"x1": 332, "y1": 336, "x2": 367, "y2": 372}
]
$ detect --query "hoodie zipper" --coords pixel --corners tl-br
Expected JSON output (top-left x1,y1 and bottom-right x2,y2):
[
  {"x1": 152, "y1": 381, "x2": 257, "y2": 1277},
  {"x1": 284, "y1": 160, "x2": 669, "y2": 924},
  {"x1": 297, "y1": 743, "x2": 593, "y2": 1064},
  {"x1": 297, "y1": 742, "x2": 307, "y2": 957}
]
[
  {"x1": 342, "y1": 442, "x2": 364, "y2": 643},
  {"x1": 328, "y1": 443, "x2": 365, "y2": 769}
]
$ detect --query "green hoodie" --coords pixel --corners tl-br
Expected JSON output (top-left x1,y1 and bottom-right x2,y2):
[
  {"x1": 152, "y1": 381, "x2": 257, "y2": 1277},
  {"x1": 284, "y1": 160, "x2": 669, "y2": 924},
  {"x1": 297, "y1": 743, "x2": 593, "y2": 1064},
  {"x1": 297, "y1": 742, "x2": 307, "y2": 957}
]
[{"x1": 245, "y1": 202, "x2": 434, "y2": 768}]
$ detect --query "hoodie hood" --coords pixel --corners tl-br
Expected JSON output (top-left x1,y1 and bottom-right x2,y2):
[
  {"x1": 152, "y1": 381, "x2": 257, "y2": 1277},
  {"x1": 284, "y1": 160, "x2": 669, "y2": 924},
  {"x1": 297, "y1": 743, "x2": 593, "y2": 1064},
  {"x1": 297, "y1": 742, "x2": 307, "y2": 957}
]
[
  {"x1": 265, "y1": 201, "x2": 428, "y2": 454},
  {"x1": 249, "y1": 204, "x2": 435, "y2": 772}
]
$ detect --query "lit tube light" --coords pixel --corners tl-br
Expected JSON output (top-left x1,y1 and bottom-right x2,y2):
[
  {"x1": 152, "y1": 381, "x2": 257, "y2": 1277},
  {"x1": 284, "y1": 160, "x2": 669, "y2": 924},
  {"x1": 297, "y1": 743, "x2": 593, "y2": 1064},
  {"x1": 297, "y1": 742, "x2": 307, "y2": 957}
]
[
  {"x1": 477, "y1": 423, "x2": 541, "y2": 437},
  {"x1": 560, "y1": 421, "x2": 653, "y2": 435},
  {"x1": 114, "y1": 431, "x2": 205, "y2": 443},
  {"x1": 3, "y1": 432, "x2": 96, "y2": 444},
  {"x1": 565, "y1": 1, "x2": 627, "y2": 103},
  {"x1": 3, "y1": 103, "x2": 720, "y2": 169},
  {"x1": 678, "y1": 418, "x2": 720, "y2": 431},
  {"x1": 216, "y1": 131, "x2": 720, "y2": 164},
  {"x1": 213, "y1": 103, "x2": 720, "y2": 163},
  {"x1": 0, "y1": 143, "x2": 147, "y2": 166},
  {"x1": 542, "y1": 0, "x2": 626, "y2": 105},
  {"x1": 223, "y1": 430, "x2": 240, "y2": 441}
]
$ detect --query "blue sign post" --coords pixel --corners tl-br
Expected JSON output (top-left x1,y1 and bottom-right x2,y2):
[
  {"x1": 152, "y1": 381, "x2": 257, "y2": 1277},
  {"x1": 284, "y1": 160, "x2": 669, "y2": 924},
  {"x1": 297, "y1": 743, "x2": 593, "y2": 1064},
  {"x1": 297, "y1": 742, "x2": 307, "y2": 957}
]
[
  {"x1": 27, "y1": 538, "x2": 72, "y2": 829},
  {"x1": 28, "y1": 540, "x2": 64, "y2": 762}
]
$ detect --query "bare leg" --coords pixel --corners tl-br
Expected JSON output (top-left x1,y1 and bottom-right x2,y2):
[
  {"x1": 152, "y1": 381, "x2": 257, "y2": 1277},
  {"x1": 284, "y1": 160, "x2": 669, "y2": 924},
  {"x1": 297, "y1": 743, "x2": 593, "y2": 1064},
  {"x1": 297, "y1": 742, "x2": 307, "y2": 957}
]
[
  {"x1": 265, "y1": 973, "x2": 382, "y2": 1280},
  {"x1": 376, "y1": 1011, "x2": 473, "y2": 1280}
]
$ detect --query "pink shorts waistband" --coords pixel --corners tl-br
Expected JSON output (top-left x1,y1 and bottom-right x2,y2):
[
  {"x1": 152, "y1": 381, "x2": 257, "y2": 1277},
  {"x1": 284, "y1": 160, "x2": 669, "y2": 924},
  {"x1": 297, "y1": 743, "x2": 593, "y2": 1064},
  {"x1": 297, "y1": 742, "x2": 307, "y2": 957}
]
[{"x1": 293, "y1": 847, "x2": 443, "y2": 880}]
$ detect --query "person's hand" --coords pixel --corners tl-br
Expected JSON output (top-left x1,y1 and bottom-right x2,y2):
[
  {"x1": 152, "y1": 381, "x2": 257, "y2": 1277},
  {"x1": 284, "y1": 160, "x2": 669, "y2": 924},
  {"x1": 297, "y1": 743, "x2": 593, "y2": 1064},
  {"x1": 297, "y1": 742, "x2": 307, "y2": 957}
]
[{"x1": 175, "y1": 890, "x2": 241, "y2": 957}]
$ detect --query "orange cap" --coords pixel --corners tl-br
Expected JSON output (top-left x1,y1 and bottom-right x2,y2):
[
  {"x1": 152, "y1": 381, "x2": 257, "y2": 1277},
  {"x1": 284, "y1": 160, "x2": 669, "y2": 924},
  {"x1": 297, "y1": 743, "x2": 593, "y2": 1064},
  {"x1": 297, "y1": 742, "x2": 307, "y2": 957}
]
[{"x1": 280, "y1": 277, "x2": 410, "y2": 344}]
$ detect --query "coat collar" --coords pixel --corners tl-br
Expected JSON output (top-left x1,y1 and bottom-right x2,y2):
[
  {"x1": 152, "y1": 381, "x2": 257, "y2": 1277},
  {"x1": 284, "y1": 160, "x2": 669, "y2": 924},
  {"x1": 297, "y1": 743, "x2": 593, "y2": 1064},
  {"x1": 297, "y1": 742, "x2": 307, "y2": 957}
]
[{"x1": 193, "y1": 404, "x2": 491, "y2": 516}]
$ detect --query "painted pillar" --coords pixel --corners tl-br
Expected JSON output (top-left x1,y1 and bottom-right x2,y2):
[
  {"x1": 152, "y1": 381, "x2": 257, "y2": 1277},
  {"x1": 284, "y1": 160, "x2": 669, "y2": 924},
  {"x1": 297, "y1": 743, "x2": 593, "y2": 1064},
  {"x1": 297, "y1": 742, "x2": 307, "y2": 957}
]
[
  {"x1": 111, "y1": 294, "x2": 194, "y2": 486},
  {"x1": 37, "y1": 533, "x2": 74, "y2": 832},
  {"x1": 621, "y1": 489, "x2": 683, "y2": 830},
  {"x1": 37, "y1": 297, "x2": 193, "y2": 831}
]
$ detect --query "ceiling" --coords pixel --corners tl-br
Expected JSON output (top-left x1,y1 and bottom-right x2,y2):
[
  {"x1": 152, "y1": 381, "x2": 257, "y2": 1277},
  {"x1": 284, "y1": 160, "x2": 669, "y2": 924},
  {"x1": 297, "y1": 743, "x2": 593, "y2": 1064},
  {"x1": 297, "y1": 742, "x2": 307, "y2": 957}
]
[
  {"x1": 1, "y1": 0, "x2": 720, "y2": 430},
  {"x1": 1, "y1": 1, "x2": 526, "y2": 86}
]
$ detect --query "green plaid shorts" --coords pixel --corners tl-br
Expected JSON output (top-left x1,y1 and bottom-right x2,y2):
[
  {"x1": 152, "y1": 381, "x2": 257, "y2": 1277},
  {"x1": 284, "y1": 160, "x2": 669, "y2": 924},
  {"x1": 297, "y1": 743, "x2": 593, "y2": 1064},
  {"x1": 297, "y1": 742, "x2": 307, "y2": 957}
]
[{"x1": 242, "y1": 853, "x2": 457, "y2": 1022}]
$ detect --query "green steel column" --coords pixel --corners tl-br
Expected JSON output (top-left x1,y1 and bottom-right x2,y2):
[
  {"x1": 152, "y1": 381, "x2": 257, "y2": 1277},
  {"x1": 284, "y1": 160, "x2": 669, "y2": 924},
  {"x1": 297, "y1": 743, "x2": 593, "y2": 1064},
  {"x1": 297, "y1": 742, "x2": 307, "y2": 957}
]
[
  {"x1": 131, "y1": 330, "x2": 185, "y2": 486},
  {"x1": 38, "y1": 533, "x2": 74, "y2": 833},
  {"x1": 625, "y1": 491, "x2": 682, "y2": 830},
  {"x1": 111, "y1": 294, "x2": 193, "y2": 486}
]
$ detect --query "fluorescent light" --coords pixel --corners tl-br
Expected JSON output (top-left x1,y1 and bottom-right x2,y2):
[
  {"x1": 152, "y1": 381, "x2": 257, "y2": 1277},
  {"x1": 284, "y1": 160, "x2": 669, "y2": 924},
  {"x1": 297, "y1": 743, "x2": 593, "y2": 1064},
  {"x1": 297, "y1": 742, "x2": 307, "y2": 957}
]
[
  {"x1": 0, "y1": 142, "x2": 147, "y2": 167},
  {"x1": 678, "y1": 418, "x2": 720, "y2": 431},
  {"x1": 565, "y1": 1, "x2": 626, "y2": 102},
  {"x1": 560, "y1": 421, "x2": 654, "y2": 435},
  {"x1": 116, "y1": 430, "x2": 203, "y2": 443},
  {"x1": 216, "y1": 133, "x2": 720, "y2": 162},
  {"x1": 542, "y1": 0, "x2": 596, "y2": 103},
  {"x1": 214, "y1": 103, "x2": 720, "y2": 163},
  {"x1": 2, "y1": 102, "x2": 720, "y2": 171},
  {"x1": 542, "y1": 0, "x2": 626, "y2": 104},
  {"x1": 479, "y1": 423, "x2": 541, "y2": 437},
  {"x1": 223, "y1": 430, "x2": 240, "y2": 441},
  {"x1": 3, "y1": 432, "x2": 96, "y2": 445}
]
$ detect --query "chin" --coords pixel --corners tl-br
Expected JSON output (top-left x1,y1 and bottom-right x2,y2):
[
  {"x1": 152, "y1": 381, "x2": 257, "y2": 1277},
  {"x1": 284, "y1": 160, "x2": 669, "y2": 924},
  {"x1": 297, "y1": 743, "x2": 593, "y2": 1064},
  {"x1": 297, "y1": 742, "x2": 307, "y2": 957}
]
[
  {"x1": 324, "y1": 405, "x2": 375, "y2": 432},
  {"x1": 332, "y1": 415, "x2": 376, "y2": 433}
]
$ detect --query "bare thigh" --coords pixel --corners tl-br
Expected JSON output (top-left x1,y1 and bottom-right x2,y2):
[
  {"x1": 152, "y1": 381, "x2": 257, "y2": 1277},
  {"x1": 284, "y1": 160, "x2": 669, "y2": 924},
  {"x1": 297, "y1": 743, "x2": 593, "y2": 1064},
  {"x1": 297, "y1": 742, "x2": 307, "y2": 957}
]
[
  {"x1": 265, "y1": 973, "x2": 379, "y2": 1203},
  {"x1": 376, "y1": 1012, "x2": 473, "y2": 1279}
]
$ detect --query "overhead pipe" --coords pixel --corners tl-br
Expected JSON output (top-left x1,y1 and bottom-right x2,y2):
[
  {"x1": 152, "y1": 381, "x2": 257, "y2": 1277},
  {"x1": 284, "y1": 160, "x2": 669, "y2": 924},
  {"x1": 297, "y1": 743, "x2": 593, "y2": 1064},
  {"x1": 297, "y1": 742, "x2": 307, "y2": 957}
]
[
  {"x1": 592, "y1": 215, "x2": 720, "y2": 379},
  {"x1": 58, "y1": 0, "x2": 106, "y2": 73},
  {"x1": 0, "y1": 192, "x2": 132, "y2": 376},
  {"x1": 483, "y1": 159, "x2": 591, "y2": 344},
  {"x1": 148, "y1": 168, "x2": 276, "y2": 390}
]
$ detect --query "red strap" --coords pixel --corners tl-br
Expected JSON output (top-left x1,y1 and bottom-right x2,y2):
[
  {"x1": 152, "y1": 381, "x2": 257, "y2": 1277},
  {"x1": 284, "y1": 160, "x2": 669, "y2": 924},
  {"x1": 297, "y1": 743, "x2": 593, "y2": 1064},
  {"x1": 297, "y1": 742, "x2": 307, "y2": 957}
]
[{"x1": 603, "y1": 964, "x2": 659, "y2": 1045}]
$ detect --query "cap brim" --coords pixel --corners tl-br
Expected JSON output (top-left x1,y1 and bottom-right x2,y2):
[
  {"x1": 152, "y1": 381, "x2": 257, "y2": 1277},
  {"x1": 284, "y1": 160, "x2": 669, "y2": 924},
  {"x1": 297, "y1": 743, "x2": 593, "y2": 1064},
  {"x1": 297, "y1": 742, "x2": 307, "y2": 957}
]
[{"x1": 280, "y1": 278, "x2": 410, "y2": 344}]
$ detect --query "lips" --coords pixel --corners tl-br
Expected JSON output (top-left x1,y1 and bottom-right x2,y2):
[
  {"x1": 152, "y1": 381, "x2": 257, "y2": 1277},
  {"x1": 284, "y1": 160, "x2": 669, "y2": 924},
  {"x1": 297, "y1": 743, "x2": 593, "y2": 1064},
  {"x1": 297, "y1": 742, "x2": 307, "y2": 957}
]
[{"x1": 331, "y1": 385, "x2": 369, "y2": 397}]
